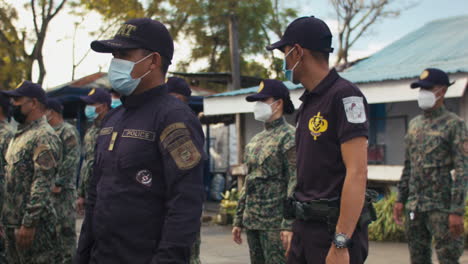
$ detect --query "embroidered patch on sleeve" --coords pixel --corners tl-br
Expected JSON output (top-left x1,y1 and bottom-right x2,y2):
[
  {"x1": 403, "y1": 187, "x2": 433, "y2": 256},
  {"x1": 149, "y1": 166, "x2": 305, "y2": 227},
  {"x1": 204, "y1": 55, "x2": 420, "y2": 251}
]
[
  {"x1": 161, "y1": 123, "x2": 201, "y2": 170},
  {"x1": 342, "y1": 96, "x2": 366, "y2": 124},
  {"x1": 34, "y1": 145, "x2": 56, "y2": 170}
]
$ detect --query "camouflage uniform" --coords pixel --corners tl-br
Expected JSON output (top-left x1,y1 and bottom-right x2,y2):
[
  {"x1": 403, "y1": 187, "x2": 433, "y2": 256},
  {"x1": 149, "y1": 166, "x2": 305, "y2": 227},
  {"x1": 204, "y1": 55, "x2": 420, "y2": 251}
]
[
  {"x1": 2, "y1": 117, "x2": 62, "y2": 264},
  {"x1": 397, "y1": 106, "x2": 467, "y2": 264},
  {"x1": 233, "y1": 117, "x2": 296, "y2": 264},
  {"x1": 77, "y1": 121, "x2": 100, "y2": 200},
  {"x1": 0, "y1": 120, "x2": 15, "y2": 264},
  {"x1": 51, "y1": 121, "x2": 80, "y2": 264}
]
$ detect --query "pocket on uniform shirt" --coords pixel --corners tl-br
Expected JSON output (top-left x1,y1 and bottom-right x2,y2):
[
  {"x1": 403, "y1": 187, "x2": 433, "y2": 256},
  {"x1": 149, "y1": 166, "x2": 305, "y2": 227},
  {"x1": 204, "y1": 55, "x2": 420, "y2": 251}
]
[{"x1": 422, "y1": 136, "x2": 451, "y2": 168}]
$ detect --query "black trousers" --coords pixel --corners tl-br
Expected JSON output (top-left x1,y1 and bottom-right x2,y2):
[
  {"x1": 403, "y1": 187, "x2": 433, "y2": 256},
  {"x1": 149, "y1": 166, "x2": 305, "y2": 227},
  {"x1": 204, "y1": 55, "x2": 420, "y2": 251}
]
[{"x1": 287, "y1": 219, "x2": 368, "y2": 264}]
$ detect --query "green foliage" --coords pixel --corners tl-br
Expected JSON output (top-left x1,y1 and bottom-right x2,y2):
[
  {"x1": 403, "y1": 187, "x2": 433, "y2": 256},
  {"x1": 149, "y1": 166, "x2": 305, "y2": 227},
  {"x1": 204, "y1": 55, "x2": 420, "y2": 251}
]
[
  {"x1": 78, "y1": 0, "x2": 297, "y2": 84},
  {"x1": 368, "y1": 192, "x2": 406, "y2": 242}
]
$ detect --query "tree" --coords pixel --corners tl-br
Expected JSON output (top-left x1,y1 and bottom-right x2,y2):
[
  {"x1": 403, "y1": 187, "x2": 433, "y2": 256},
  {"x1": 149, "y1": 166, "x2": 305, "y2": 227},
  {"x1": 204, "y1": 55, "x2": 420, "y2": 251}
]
[
  {"x1": 0, "y1": 0, "x2": 68, "y2": 87},
  {"x1": 331, "y1": 0, "x2": 404, "y2": 66},
  {"x1": 77, "y1": 0, "x2": 296, "y2": 84}
]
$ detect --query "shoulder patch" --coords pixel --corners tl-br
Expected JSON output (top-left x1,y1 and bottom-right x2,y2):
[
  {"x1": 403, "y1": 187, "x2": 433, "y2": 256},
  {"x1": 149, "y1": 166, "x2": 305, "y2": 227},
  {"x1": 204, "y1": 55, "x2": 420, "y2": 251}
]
[
  {"x1": 342, "y1": 96, "x2": 366, "y2": 124},
  {"x1": 161, "y1": 123, "x2": 201, "y2": 170},
  {"x1": 33, "y1": 145, "x2": 57, "y2": 170},
  {"x1": 65, "y1": 135, "x2": 78, "y2": 148}
]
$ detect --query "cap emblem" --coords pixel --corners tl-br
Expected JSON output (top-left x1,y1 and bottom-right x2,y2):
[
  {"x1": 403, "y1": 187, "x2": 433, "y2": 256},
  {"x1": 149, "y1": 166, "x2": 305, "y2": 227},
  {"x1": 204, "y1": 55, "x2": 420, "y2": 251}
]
[
  {"x1": 420, "y1": 70, "x2": 429, "y2": 80},
  {"x1": 116, "y1": 24, "x2": 137, "y2": 37},
  {"x1": 88, "y1": 88, "x2": 96, "y2": 96},
  {"x1": 258, "y1": 81, "x2": 265, "y2": 93},
  {"x1": 16, "y1": 81, "x2": 25, "y2": 89}
]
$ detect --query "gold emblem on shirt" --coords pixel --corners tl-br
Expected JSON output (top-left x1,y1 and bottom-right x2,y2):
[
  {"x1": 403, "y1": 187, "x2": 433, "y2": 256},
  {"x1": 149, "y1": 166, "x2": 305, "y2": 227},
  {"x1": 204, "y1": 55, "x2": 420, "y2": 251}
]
[
  {"x1": 88, "y1": 88, "x2": 96, "y2": 96},
  {"x1": 309, "y1": 112, "x2": 328, "y2": 140}
]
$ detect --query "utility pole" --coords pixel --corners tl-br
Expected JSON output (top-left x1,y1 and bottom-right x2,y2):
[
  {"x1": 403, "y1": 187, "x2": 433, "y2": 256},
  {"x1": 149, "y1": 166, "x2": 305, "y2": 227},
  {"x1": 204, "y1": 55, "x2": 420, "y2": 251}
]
[{"x1": 228, "y1": 12, "x2": 244, "y2": 166}]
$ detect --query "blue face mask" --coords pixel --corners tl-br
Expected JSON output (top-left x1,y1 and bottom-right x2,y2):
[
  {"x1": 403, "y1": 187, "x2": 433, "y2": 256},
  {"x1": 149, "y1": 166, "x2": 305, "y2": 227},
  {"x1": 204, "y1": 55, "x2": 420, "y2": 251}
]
[
  {"x1": 85, "y1": 105, "x2": 97, "y2": 120},
  {"x1": 108, "y1": 53, "x2": 153, "y2": 96},
  {"x1": 283, "y1": 47, "x2": 301, "y2": 82},
  {"x1": 111, "y1": 98, "x2": 122, "y2": 108}
]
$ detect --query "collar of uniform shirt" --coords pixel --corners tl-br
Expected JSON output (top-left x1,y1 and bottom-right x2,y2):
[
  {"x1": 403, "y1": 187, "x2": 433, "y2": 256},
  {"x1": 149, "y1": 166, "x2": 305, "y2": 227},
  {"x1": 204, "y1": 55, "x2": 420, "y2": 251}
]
[
  {"x1": 299, "y1": 68, "x2": 339, "y2": 101},
  {"x1": 121, "y1": 84, "x2": 168, "y2": 109},
  {"x1": 423, "y1": 105, "x2": 446, "y2": 119},
  {"x1": 16, "y1": 115, "x2": 45, "y2": 134},
  {"x1": 265, "y1": 116, "x2": 285, "y2": 130}
]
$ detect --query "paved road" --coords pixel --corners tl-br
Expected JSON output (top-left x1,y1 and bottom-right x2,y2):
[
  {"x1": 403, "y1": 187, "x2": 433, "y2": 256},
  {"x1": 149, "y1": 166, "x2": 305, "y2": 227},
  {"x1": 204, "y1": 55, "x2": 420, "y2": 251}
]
[{"x1": 75, "y1": 219, "x2": 467, "y2": 263}]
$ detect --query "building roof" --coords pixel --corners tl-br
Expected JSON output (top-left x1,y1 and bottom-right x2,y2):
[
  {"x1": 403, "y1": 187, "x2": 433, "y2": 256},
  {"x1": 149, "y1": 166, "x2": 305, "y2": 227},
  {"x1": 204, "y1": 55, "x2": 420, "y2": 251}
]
[
  {"x1": 209, "y1": 15, "x2": 468, "y2": 99},
  {"x1": 340, "y1": 15, "x2": 468, "y2": 83}
]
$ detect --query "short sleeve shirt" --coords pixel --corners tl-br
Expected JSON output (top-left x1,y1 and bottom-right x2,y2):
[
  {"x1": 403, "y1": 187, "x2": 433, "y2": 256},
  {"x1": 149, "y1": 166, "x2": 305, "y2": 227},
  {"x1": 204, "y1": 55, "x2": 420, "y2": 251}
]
[{"x1": 295, "y1": 69, "x2": 369, "y2": 201}]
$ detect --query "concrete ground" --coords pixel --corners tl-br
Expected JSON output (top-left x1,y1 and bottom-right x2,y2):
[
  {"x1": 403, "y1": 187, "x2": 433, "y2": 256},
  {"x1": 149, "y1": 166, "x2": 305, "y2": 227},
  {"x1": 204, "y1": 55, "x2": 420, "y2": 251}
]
[{"x1": 76, "y1": 202, "x2": 468, "y2": 263}]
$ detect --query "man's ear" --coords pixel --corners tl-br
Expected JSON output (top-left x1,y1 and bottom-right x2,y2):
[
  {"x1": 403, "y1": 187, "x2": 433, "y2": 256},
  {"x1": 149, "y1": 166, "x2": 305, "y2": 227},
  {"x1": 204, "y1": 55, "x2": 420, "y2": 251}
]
[{"x1": 150, "y1": 52, "x2": 162, "y2": 71}]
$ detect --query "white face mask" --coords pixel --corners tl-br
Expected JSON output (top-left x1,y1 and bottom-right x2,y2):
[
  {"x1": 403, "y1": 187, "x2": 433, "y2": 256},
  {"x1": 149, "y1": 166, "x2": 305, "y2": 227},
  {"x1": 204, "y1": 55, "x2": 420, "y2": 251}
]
[
  {"x1": 417, "y1": 89, "x2": 441, "y2": 110},
  {"x1": 253, "y1": 101, "x2": 278, "y2": 122}
]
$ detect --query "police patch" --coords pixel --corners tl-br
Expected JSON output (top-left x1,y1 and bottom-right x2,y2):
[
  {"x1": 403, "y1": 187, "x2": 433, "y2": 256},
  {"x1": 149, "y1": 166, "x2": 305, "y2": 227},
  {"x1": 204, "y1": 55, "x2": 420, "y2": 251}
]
[
  {"x1": 136, "y1": 169, "x2": 152, "y2": 187},
  {"x1": 168, "y1": 139, "x2": 201, "y2": 170},
  {"x1": 343, "y1": 96, "x2": 366, "y2": 124},
  {"x1": 99, "y1": 127, "x2": 114, "y2": 136}
]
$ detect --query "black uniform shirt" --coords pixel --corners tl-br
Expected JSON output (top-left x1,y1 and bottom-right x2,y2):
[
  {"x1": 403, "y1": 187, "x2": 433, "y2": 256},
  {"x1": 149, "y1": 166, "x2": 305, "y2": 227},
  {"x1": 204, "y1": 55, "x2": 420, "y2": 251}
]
[
  {"x1": 295, "y1": 69, "x2": 369, "y2": 202},
  {"x1": 75, "y1": 85, "x2": 205, "y2": 264}
]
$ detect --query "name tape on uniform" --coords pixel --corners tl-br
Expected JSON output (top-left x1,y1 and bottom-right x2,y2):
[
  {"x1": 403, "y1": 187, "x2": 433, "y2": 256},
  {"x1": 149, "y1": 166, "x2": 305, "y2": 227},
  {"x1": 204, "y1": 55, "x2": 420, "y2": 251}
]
[{"x1": 122, "y1": 129, "x2": 156, "y2": 142}]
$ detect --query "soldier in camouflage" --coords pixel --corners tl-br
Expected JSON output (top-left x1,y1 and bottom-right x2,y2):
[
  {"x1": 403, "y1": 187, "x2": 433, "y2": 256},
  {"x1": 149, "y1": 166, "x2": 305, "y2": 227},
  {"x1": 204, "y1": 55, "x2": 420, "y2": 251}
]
[
  {"x1": 0, "y1": 92, "x2": 14, "y2": 264},
  {"x1": 46, "y1": 98, "x2": 81, "y2": 264},
  {"x1": 232, "y1": 79, "x2": 296, "y2": 264},
  {"x1": 76, "y1": 88, "x2": 110, "y2": 214},
  {"x1": 394, "y1": 68, "x2": 467, "y2": 264},
  {"x1": 1, "y1": 81, "x2": 62, "y2": 264}
]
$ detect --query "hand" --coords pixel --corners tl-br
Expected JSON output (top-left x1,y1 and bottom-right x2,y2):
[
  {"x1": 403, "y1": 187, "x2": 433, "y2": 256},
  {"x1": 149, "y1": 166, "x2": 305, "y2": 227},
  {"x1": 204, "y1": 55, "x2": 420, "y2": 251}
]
[
  {"x1": 326, "y1": 246, "x2": 350, "y2": 264},
  {"x1": 51, "y1": 185, "x2": 62, "y2": 194},
  {"x1": 76, "y1": 197, "x2": 85, "y2": 215},
  {"x1": 15, "y1": 226, "x2": 36, "y2": 250},
  {"x1": 449, "y1": 214, "x2": 464, "y2": 238},
  {"x1": 232, "y1": 226, "x2": 243, "y2": 244},
  {"x1": 393, "y1": 202, "x2": 404, "y2": 225},
  {"x1": 280, "y1": 231, "x2": 293, "y2": 257}
]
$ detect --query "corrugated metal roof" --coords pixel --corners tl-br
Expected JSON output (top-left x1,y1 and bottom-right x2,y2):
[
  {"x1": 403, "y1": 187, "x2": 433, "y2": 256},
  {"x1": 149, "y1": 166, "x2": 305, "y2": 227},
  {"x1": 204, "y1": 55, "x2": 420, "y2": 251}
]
[
  {"x1": 209, "y1": 81, "x2": 302, "y2": 97},
  {"x1": 341, "y1": 15, "x2": 468, "y2": 83},
  {"x1": 209, "y1": 15, "x2": 468, "y2": 98}
]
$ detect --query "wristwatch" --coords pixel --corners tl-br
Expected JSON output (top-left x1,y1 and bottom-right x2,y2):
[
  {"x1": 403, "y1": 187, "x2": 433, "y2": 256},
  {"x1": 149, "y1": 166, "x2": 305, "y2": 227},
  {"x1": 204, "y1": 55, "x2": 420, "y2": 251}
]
[{"x1": 333, "y1": 233, "x2": 352, "y2": 248}]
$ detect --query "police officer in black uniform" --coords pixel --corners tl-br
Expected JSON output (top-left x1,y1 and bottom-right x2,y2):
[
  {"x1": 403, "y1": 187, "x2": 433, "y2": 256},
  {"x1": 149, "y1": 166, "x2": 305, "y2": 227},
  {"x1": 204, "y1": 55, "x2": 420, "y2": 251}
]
[
  {"x1": 75, "y1": 18, "x2": 205, "y2": 264},
  {"x1": 267, "y1": 16, "x2": 370, "y2": 264}
]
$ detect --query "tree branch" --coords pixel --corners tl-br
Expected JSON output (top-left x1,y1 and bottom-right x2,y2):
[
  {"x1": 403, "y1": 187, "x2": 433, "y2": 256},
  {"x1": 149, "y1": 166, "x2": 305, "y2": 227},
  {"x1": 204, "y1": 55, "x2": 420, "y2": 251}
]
[
  {"x1": 50, "y1": 0, "x2": 67, "y2": 19},
  {"x1": 31, "y1": 0, "x2": 40, "y2": 35}
]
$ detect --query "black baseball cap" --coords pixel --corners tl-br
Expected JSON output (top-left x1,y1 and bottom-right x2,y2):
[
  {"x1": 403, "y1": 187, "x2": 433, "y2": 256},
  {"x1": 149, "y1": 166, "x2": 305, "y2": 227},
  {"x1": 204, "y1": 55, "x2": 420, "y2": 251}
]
[
  {"x1": 46, "y1": 98, "x2": 63, "y2": 114},
  {"x1": 246, "y1": 79, "x2": 291, "y2": 101},
  {"x1": 91, "y1": 18, "x2": 174, "y2": 62},
  {"x1": 80, "y1": 88, "x2": 111, "y2": 106},
  {"x1": 410, "y1": 68, "x2": 455, "y2": 89},
  {"x1": 266, "y1": 16, "x2": 334, "y2": 53},
  {"x1": 167, "y1": 77, "x2": 192, "y2": 97},
  {"x1": 3, "y1": 81, "x2": 47, "y2": 105}
]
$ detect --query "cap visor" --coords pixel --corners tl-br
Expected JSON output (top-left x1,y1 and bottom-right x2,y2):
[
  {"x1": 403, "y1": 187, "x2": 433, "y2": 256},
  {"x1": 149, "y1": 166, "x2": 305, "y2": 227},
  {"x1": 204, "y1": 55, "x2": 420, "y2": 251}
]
[
  {"x1": 2, "y1": 90, "x2": 23, "y2": 97},
  {"x1": 91, "y1": 39, "x2": 141, "y2": 53},
  {"x1": 410, "y1": 80, "x2": 434, "y2": 89},
  {"x1": 246, "y1": 93, "x2": 271, "y2": 102},
  {"x1": 266, "y1": 39, "x2": 288, "y2": 51}
]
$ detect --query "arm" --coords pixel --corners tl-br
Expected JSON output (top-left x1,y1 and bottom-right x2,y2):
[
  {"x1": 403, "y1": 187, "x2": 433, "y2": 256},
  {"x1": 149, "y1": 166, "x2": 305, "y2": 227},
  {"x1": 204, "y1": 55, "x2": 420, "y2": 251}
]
[
  {"x1": 233, "y1": 187, "x2": 246, "y2": 228},
  {"x1": 280, "y1": 146, "x2": 296, "y2": 231},
  {"x1": 335, "y1": 136, "x2": 368, "y2": 237},
  {"x1": 55, "y1": 129, "x2": 80, "y2": 188},
  {"x1": 397, "y1": 135, "x2": 411, "y2": 204},
  {"x1": 449, "y1": 120, "x2": 467, "y2": 215},
  {"x1": 22, "y1": 136, "x2": 61, "y2": 227},
  {"x1": 152, "y1": 114, "x2": 205, "y2": 264}
]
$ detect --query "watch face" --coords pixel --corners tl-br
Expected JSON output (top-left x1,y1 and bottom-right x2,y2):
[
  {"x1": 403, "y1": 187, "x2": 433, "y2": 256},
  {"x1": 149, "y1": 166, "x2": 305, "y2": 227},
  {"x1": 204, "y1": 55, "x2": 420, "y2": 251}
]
[
  {"x1": 334, "y1": 233, "x2": 349, "y2": 248},
  {"x1": 336, "y1": 235, "x2": 346, "y2": 243}
]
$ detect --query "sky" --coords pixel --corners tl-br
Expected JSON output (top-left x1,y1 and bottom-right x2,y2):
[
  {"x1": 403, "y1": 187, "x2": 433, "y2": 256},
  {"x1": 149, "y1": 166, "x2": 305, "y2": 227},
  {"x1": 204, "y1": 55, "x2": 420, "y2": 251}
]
[{"x1": 11, "y1": 0, "x2": 468, "y2": 89}]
